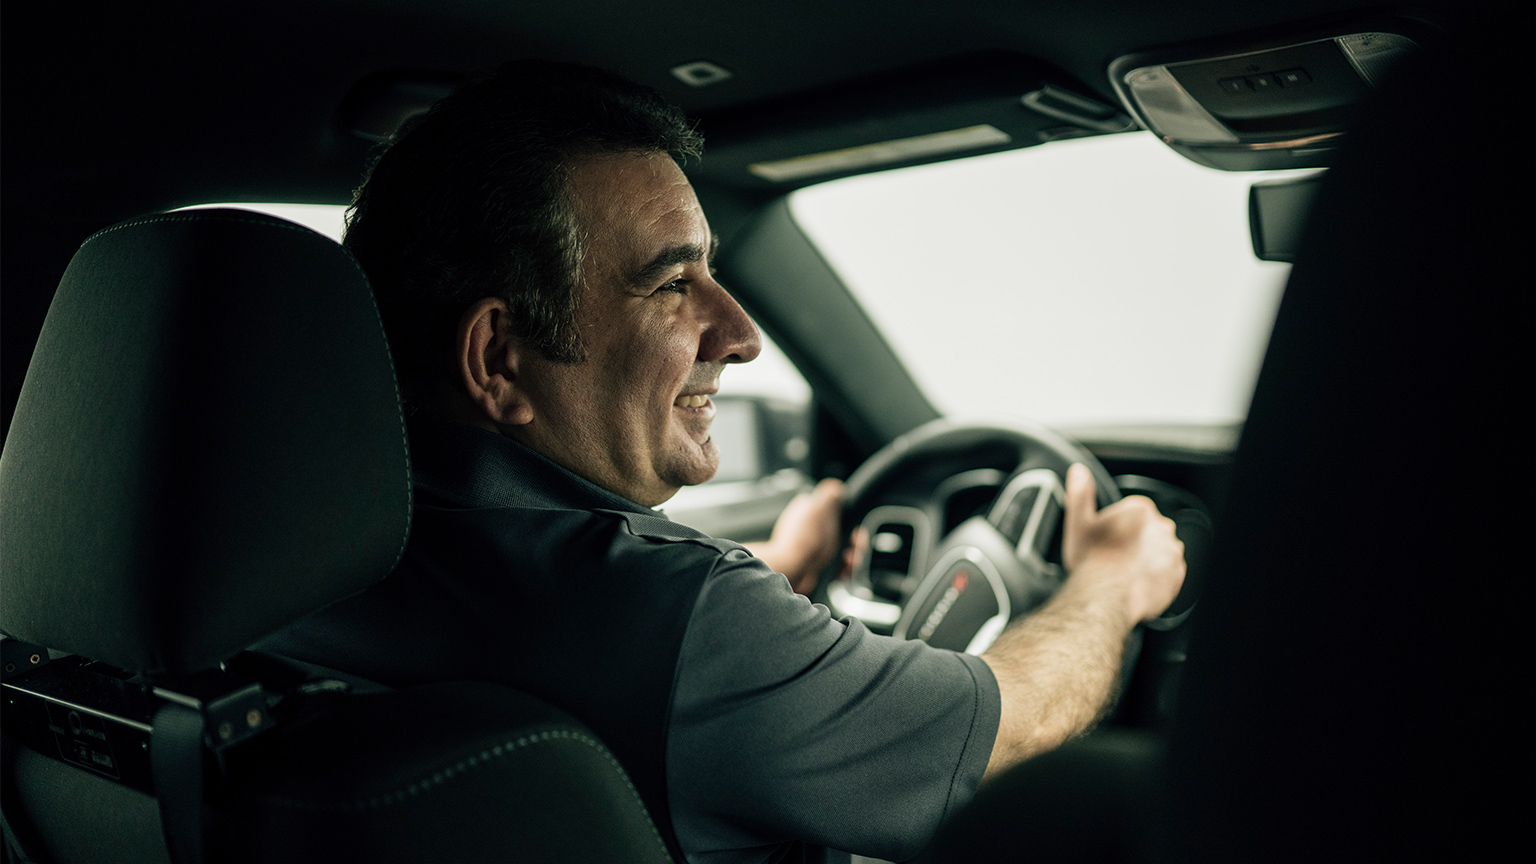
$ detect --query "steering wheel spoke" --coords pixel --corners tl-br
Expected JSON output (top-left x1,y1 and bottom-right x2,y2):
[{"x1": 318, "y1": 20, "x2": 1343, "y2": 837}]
[{"x1": 989, "y1": 467, "x2": 1066, "y2": 569}]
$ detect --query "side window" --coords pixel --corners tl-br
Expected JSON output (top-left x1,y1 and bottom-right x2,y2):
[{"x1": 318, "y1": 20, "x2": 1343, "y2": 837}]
[{"x1": 665, "y1": 325, "x2": 813, "y2": 539}]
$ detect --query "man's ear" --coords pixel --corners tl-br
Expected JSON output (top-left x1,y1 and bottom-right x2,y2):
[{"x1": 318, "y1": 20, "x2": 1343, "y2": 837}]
[{"x1": 457, "y1": 297, "x2": 536, "y2": 427}]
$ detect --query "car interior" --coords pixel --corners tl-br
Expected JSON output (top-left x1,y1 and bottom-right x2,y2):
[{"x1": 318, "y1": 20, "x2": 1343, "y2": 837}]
[{"x1": 1, "y1": 1, "x2": 1514, "y2": 862}]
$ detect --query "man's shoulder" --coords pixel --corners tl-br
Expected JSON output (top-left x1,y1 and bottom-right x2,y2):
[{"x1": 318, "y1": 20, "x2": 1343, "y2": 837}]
[
  {"x1": 604, "y1": 508, "x2": 740, "y2": 552},
  {"x1": 599, "y1": 509, "x2": 782, "y2": 589},
  {"x1": 409, "y1": 499, "x2": 765, "y2": 592}
]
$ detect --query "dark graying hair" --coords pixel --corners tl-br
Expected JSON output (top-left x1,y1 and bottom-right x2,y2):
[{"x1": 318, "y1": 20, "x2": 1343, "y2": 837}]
[{"x1": 344, "y1": 60, "x2": 703, "y2": 377}]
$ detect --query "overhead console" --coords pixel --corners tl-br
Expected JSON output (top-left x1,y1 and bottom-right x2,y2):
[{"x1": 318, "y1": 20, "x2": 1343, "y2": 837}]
[{"x1": 1109, "y1": 16, "x2": 1439, "y2": 170}]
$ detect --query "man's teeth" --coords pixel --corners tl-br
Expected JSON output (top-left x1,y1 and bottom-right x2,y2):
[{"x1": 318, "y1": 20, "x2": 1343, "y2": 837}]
[{"x1": 674, "y1": 394, "x2": 709, "y2": 408}]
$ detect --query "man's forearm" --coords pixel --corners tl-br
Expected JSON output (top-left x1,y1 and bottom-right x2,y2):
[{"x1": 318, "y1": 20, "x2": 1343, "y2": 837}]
[{"x1": 978, "y1": 565, "x2": 1133, "y2": 779}]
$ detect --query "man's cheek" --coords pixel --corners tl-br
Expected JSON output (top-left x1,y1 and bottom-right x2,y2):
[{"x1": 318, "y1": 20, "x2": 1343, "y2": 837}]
[{"x1": 687, "y1": 437, "x2": 722, "y2": 485}]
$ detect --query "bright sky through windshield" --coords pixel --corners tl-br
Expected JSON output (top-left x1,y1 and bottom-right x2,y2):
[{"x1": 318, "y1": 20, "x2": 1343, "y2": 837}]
[{"x1": 791, "y1": 132, "x2": 1313, "y2": 428}]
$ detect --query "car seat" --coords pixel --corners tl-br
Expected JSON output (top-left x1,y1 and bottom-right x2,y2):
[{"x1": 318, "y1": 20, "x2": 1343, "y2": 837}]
[
  {"x1": 919, "y1": 24, "x2": 1519, "y2": 864},
  {"x1": 0, "y1": 209, "x2": 675, "y2": 863}
]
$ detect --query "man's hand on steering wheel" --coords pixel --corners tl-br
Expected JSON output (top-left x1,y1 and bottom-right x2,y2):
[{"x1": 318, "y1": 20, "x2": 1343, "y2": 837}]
[
  {"x1": 747, "y1": 478, "x2": 851, "y2": 595},
  {"x1": 979, "y1": 463, "x2": 1187, "y2": 778},
  {"x1": 1061, "y1": 463, "x2": 1187, "y2": 628}
]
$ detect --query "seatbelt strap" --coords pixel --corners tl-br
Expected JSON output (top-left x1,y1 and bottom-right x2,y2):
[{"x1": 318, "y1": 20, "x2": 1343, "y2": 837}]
[
  {"x1": 151, "y1": 702, "x2": 207, "y2": 864},
  {"x1": 0, "y1": 735, "x2": 44, "y2": 864},
  {"x1": 0, "y1": 817, "x2": 37, "y2": 864}
]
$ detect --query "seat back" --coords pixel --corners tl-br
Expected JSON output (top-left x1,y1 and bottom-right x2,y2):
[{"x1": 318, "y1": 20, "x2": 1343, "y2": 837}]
[
  {"x1": 1164, "y1": 33, "x2": 1521, "y2": 862},
  {"x1": 0, "y1": 210, "x2": 672, "y2": 863}
]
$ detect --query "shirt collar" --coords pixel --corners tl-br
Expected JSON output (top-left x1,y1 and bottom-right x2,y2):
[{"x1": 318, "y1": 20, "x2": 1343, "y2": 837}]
[{"x1": 403, "y1": 407, "x2": 654, "y2": 515}]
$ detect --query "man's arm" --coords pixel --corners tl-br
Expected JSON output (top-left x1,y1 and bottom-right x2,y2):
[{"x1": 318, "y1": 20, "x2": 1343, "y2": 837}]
[{"x1": 980, "y1": 463, "x2": 1186, "y2": 779}]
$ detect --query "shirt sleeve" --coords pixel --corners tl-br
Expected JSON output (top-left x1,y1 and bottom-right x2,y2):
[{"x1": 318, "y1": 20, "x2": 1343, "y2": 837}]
[{"x1": 666, "y1": 547, "x2": 1001, "y2": 862}]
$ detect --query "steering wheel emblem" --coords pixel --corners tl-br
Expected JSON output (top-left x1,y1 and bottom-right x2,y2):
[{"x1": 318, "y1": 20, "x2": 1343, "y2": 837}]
[
  {"x1": 914, "y1": 567, "x2": 968, "y2": 641},
  {"x1": 897, "y1": 547, "x2": 1011, "y2": 654}
]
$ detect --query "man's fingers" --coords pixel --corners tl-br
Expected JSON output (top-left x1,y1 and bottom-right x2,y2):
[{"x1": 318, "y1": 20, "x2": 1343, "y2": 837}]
[
  {"x1": 793, "y1": 478, "x2": 843, "y2": 521},
  {"x1": 814, "y1": 477, "x2": 845, "y2": 504},
  {"x1": 775, "y1": 479, "x2": 841, "y2": 535},
  {"x1": 840, "y1": 527, "x2": 869, "y2": 577},
  {"x1": 1064, "y1": 463, "x2": 1096, "y2": 523},
  {"x1": 1061, "y1": 464, "x2": 1097, "y2": 572}
]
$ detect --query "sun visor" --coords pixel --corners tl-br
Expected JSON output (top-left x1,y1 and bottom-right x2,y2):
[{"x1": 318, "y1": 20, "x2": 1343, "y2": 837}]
[
  {"x1": 693, "y1": 54, "x2": 1133, "y2": 193},
  {"x1": 1110, "y1": 18, "x2": 1436, "y2": 171}
]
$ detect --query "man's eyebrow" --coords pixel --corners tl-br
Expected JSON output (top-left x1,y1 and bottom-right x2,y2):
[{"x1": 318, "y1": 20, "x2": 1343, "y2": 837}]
[{"x1": 630, "y1": 241, "x2": 712, "y2": 288}]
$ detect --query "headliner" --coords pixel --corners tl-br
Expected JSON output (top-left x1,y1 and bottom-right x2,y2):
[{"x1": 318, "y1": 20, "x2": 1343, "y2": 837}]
[
  {"x1": 1, "y1": 0, "x2": 1456, "y2": 220},
  {"x1": 0, "y1": 0, "x2": 1464, "y2": 437}
]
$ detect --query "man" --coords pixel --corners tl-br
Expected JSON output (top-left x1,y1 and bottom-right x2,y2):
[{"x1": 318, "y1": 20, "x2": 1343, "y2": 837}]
[{"x1": 264, "y1": 62, "x2": 1184, "y2": 862}]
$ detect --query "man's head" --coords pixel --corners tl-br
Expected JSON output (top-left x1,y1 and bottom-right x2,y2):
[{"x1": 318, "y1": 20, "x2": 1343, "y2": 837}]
[
  {"x1": 347, "y1": 61, "x2": 761, "y2": 506},
  {"x1": 346, "y1": 61, "x2": 705, "y2": 372}
]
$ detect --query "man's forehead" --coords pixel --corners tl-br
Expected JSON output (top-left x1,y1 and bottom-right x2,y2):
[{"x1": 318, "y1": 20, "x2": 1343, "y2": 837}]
[
  {"x1": 569, "y1": 153, "x2": 711, "y2": 270},
  {"x1": 570, "y1": 154, "x2": 699, "y2": 226}
]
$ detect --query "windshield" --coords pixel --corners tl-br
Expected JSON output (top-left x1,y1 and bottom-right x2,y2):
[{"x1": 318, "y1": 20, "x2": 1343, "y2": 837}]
[{"x1": 790, "y1": 132, "x2": 1314, "y2": 430}]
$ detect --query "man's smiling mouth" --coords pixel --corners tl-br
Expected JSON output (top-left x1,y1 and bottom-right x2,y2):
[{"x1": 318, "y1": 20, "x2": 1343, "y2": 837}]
[{"x1": 673, "y1": 395, "x2": 711, "y2": 408}]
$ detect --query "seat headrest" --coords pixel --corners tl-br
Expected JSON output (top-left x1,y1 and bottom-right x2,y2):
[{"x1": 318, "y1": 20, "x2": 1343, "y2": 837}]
[{"x1": 0, "y1": 209, "x2": 411, "y2": 676}]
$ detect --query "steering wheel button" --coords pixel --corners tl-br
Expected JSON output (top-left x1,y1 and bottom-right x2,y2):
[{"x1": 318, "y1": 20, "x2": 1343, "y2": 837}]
[
  {"x1": 1031, "y1": 499, "x2": 1063, "y2": 558},
  {"x1": 994, "y1": 486, "x2": 1038, "y2": 544}
]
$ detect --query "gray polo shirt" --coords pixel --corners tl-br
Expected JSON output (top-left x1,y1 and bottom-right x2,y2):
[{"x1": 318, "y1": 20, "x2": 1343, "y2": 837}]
[
  {"x1": 669, "y1": 550, "x2": 999, "y2": 861},
  {"x1": 265, "y1": 412, "x2": 1000, "y2": 863}
]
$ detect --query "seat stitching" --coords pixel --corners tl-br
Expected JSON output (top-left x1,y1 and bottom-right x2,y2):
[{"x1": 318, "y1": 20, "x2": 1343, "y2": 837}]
[
  {"x1": 79, "y1": 212, "x2": 327, "y2": 247},
  {"x1": 250, "y1": 728, "x2": 669, "y2": 857},
  {"x1": 78, "y1": 211, "x2": 414, "y2": 569}
]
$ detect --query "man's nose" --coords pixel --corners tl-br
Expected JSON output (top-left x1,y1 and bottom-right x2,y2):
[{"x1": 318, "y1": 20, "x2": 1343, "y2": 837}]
[{"x1": 699, "y1": 279, "x2": 762, "y2": 364}]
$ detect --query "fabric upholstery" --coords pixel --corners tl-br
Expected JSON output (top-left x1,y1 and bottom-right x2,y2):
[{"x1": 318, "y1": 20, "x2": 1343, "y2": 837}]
[
  {"x1": 212, "y1": 682, "x2": 673, "y2": 863},
  {"x1": 0, "y1": 210, "x2": 411, "y2": 675},
  {"x1": 1, "y1": 208, "x2": 674, "y2": 863},
  {"x1": 8, "y1": 683, "x2": 675, "y2": 864}
]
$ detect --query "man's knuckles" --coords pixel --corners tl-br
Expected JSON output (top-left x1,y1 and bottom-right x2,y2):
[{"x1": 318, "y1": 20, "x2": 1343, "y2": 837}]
[{"x1": 1113, "y1": 494, "x2": 1160, "y2": 516}]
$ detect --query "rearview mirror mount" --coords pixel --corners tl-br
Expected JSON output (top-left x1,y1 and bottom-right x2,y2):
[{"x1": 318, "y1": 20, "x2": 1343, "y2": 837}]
[{"x1": 1249, "y1": 173, "x2": 1326, "y2": 262}]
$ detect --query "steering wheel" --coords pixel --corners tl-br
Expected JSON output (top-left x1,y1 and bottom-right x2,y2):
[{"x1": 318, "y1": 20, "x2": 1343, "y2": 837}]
[{"x1": 826, "y1": 418, "x2": 1123, "y2": 656}]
